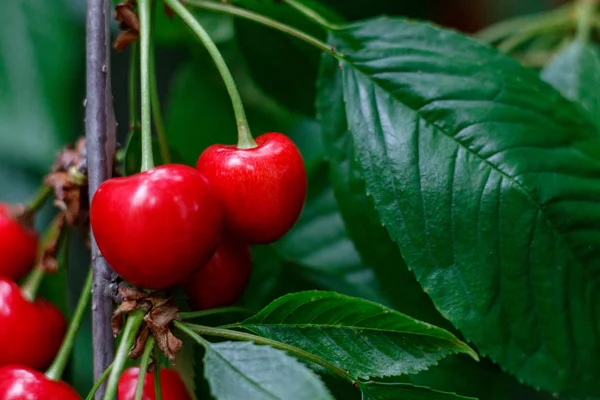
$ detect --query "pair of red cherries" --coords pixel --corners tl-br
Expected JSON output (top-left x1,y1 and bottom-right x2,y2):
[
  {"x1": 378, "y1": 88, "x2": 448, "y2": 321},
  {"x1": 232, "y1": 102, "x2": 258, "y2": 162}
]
[{"x1": 90, "y1": 133, "x2": 306, "y2": 308}]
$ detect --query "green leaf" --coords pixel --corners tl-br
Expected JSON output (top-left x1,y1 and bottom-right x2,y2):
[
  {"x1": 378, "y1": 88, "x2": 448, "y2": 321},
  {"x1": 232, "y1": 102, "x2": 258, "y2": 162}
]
[
  {"x1": 360, "y1": 383, "x2": 476, "y2": 400},
  {"x1": 232, "y1": 0, "x2": 342, "y2": 115},
  {"x1": 244, "y1": 155, "x2": 390, "y2": 308},
  {"x1": 541, "y1": 41, "x2": 600, "y2": 130},
  {"x1": 173, "y1": 334, "x2": 198, "y2": 399},
  {"x1": 276, "y1": 164, "x2": 365, "y2": 273},
  {"x1": 325, "y1": 16, "x2": 600, "y2": 396},
  {"x1": 316, "y1": 43, "x2": 449, "y2": 327},
  {"x1": 411, "y1": 357, "x2": 552, "y2": 400},
  {"x1": 241, "y1": 291, "x2": 477, "y2": 380},
  {"x1": 165, "y1": 57, "x2": 293, "y2": 165},
  {"x1": 241, "y1": 246, "x2": 289, "y2": 310},
  {"x1": 276, "y1": 162, "x2": 391, "y2": 305},
  {"x1": 203, "y1": 341, "x2": 333, "y2": 400},
  {"x1": 286, "y1": 118, "x2": 325, "y2": 176},
  {"x1": 165, "y1": 60, "x2": 238, "y2": 165}
]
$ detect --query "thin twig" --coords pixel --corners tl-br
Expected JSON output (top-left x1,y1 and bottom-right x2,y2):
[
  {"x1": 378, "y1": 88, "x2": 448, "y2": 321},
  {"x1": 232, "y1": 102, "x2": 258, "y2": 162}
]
[{"x1": 85, "y1": 0, "x2": 118, "y2": 398}]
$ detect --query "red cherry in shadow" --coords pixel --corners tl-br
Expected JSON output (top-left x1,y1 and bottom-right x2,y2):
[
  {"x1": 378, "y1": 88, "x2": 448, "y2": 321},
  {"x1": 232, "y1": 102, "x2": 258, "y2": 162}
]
[
  {"x1": 0, "y1": 278, "x2": 66, "y2": 370},
  {"x1": 118, "y1": 367, "x2": 193, "y2": 400},
  {"x1": 0, "y1": 203, "x2": 38, "y2": 281},
  {"x1": 196, "y1": 132, "x2": 306, "y2": 244},
  {"x1": 90, "y1": 164, "x2": 222, "y2": 290},
  {"x1": 183, "y1": 236, "x2": 252, "y2": 310}
]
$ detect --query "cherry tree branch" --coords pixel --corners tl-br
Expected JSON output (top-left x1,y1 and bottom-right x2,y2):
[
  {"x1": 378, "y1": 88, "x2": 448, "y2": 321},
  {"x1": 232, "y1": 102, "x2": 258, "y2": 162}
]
[{"x1": 85, "y1": 0, "x2": 117, "y2": 398}]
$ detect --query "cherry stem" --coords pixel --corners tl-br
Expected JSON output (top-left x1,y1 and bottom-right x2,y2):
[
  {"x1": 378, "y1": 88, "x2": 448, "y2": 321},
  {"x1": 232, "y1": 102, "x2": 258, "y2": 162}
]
[
  {"x1": 103, "y1": 309, "x2": 145, "y2": 400},
  {"x1": 139, "y1": 0, "x2": 155, "y2": 171},
  {"x1": 21, "y1": 267, "x2": 45, "y2": 302},
  {"x1": 85, "y1": 362, "x2": 114, "y2": 400},
  {"x1": 178, "y1": 306, "x2": 251, "y2": 320},
  {"x1": 21, "y1": 218, "x2": 68, "y2": 301},
  {"x1": 183, "y1": 0, "x2": 342, "y2": 60},
  {"x1": 165, "y1": 0, "x2": 257, "y2": 149},
  {"x1": 129, "y1": 42, "x2": 138, "y2": 134},
  {"x1": 283, "y1": 0, "x2": 339, "y2": 30},
  {"x1": 577, "y1": 0, "x2": 598, "y2": 43},
  {"x1": 150, "y1": 21, "x2": 171, "y2": 164},
  {"x1": 174, "y1": 321, "x2": 354, "y2": 383},
  {"x1": 46, "y1": 267, "x2": 93, "y2": 381},
  {"x1": 26, "y1": 185, "x2": 53, "y2": 215},
  {"x1": 154, "y1": 349, "x2": 163, "y2": 400},
  {"x1": 134, "y1": 336, "x2": 156, "y2": 400}
]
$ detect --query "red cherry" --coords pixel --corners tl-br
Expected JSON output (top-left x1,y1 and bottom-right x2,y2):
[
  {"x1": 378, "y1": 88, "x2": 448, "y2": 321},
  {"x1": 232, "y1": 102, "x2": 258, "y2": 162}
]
[
  {"x1": 0, "y1": 278, "x2": 66, "y2": 370},
  {"x1": 118, "y1": 367, "x2": 192, "y2": 400},
  {"x1": 196, "y1": 132, "x2": 307, "y2": 244},
  {"x1": 0, "y1": 203, "x2": 38, "y2": 281},
  {"x1": 0, "y1": 365, "x2": 80, "y2": 400},
  {"x1": 183, "y1": 236, "x2": 252, "y2": 310},
  {"x1": 90, "y1": 164, "x2": 222, "y2": 290}
]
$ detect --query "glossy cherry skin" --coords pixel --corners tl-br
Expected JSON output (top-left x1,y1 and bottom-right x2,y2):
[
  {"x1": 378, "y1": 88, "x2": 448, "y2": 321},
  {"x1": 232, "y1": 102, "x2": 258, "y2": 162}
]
[
  {"x1": 196, "y1": 132, "x2": 307, "y2": 244},
  {"x1": 90, "y1": 164, "x2": 222, "y2": 290},
  {"x1": 183, "y1": 236, "x2": 252, "y2": 310},
  {"x1": 0, "y1": 203, "x2": 38, "y2": 281},
  {"x1": 118, "y1": 367, "x2": 192, "y2": 400},
  {"x1": 0, "y1": 365, "x2": 80, "y2": 399},
  {"x1": 0, "y1": 278, "x2": 66, "y2": 370}
]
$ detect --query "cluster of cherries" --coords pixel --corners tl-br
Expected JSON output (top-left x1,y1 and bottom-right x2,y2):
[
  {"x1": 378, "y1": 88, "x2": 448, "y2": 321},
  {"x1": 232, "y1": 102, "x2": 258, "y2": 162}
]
[
  {"x1": 91, "y1": 132, "x2": 307, "y2": 302},
  {"x1": 0, "y1": 133, "x2": 306, "y2": 399},
  {"x1": 0, "y1": 201, "x2": 194, "y2": 399},
  {"x1": 0, "y1": 204, "x2": 77, "y2": 398}
]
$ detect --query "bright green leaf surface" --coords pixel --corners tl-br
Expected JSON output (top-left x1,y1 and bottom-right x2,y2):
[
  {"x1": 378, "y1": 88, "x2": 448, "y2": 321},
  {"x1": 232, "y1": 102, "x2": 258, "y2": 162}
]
[
  {"x1": 242, "y1": 291, "x2": 477, "y2": 380},
  {"x1": 323, "y1": 17, "x2": 600, "y2": 396},
  {"x1": 204, "y1": 341, "x2": 333, "y2": 400}
]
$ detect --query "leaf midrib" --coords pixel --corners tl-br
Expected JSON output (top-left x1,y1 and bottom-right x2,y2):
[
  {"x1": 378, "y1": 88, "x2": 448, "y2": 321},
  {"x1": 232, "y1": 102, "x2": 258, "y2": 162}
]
[
  {"x1": 243, "y1": 322, "x2": 461, "y2": 343},
  {"x1": 336, "y1": 37, "x2": 593, "y2": 272}
]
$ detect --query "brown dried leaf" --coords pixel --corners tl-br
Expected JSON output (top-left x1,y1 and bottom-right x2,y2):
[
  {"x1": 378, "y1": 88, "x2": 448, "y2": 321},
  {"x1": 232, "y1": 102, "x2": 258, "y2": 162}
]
[
  {"x1": 130, "y1": 326, "x2": 150, "y2": 359},
  {"x1": 114, "y1": 30, "x2": 139, "y2": 51},
  {"x1": 115, "y1": 3, "x2": 140, "y2": 32},
  {"x1": 37, "y1": 213, "x2": 66, "y2": 273},
  {"x1": 145, "y1": 296, "x2": 182, "y2": 363},
  {"x1": 149, "y1": 324, "x2": 183, "y2": 364},
  {"x1": 45, "y1": 172, "x2": 70, "y2": 201},
  {"x1": 164, "y1": 4, "x2": 174, "y2": 19},
  {"x1": 45, "y1": 138, "x2": 90, "y2": 234},
  {"x1": 7, "y1": 204, "x2": 34, "y2": 228},
  {"x1": 111, "y1": 286, "x2": 148, "y2": 337},
  {"x1": 111, "y1": 288, "x2": 183, "y2": 362},
  {"x1": 112, "y1": 301, "x2": 136, "y2": 337},
  {"x1": 119, "y1": 285, "x2": 149, "y2": 302}
]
